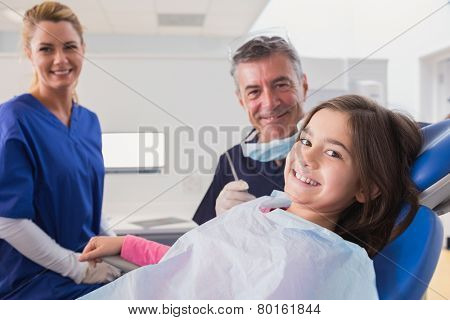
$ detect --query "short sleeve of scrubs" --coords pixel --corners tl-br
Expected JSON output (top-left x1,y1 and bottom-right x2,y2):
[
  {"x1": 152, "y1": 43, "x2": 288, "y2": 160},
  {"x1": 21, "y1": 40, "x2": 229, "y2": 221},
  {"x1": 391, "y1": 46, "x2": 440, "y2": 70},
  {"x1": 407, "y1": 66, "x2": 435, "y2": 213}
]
[{"x1": 0, "y1": 119, "x2": 35, "y2": 220}]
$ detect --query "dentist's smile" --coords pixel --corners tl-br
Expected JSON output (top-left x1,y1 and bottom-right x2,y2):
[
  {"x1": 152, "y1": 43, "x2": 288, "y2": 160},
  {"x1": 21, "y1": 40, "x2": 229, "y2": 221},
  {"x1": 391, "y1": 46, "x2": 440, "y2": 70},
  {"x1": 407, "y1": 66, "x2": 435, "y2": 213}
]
[{"x1": 260, "y1": 109, "x2": 290, "y2": 124}]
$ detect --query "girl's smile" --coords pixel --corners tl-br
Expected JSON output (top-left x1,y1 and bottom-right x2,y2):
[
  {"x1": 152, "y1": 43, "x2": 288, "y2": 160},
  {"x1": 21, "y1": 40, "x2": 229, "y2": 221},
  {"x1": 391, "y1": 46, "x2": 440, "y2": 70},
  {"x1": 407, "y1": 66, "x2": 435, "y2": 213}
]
[
  {"x1": 284, "y1": 108, "x2": 365, "y2": 229},
  {"x1": 292, "y1": 168, "x2": 320, "y2": 186}
]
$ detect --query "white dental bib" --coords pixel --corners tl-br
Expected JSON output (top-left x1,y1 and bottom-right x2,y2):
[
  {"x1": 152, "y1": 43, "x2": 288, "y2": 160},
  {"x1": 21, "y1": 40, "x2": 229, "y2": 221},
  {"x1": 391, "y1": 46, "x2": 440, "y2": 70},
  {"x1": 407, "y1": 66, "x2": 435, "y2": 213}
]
[{"x1": 81, "y1": 192, "x2": 378, "y2": 300}]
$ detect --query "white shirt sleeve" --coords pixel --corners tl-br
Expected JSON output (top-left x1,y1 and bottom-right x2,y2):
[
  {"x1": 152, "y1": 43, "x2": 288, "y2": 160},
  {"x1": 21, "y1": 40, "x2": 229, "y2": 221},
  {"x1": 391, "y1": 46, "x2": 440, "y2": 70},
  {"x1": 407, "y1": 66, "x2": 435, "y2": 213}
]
[{"x1": 0, "y1": 217, "x2": 88, "y2": 284}]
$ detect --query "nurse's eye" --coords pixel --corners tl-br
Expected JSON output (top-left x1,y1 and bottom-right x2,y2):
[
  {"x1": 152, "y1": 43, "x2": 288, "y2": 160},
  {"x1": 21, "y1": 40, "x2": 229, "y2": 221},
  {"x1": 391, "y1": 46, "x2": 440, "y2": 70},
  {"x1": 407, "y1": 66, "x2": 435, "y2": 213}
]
[
  {"x1": 300, "y1": 138, "x2": 311, "y2": 147},
  {"x1": 64, "y1": 44, "x2": 78, "y2": 50},
  {"x1": 326, "y1": 150, "x2": 342, "y2": 159},
  {"x1": 39, "y1": 47, "x2": 52, "y2": 53}
]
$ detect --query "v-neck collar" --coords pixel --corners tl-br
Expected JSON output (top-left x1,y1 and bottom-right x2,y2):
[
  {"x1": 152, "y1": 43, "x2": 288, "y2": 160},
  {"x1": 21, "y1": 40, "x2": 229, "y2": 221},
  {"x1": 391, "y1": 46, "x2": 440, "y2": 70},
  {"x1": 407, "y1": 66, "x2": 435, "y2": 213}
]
[{"x1": 23, "y1": 93, "x2": 78, "y2": 134}]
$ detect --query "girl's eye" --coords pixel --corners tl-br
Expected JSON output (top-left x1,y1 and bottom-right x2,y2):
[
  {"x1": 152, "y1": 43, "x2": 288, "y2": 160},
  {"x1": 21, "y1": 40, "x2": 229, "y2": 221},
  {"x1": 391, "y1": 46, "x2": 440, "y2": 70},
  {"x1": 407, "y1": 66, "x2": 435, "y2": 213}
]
[
  {"x1": 300, "y1": 138, "x2": 311, "y2": 147},
  {"x1": 39, "y1": 47, "x2": 51, "y2": 52},
  {"x1": 326, "y1": 150, "x2": 342, "y2": 159}
]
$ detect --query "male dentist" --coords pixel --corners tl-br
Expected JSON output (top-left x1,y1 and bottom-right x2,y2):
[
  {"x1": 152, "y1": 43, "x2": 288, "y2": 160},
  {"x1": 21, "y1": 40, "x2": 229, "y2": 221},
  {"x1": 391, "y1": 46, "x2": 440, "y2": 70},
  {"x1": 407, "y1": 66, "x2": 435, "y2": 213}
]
[{"x1": 193, "y1": 35, "x2": 308, "y2": 224}]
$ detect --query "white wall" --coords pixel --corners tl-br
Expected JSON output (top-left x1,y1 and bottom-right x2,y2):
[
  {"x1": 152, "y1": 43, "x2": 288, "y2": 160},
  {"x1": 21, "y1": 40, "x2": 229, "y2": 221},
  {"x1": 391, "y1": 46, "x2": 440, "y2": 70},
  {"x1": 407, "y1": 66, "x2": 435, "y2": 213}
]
[{"x1": 253, "y1": 0, "x2": 450, "y2": 120}]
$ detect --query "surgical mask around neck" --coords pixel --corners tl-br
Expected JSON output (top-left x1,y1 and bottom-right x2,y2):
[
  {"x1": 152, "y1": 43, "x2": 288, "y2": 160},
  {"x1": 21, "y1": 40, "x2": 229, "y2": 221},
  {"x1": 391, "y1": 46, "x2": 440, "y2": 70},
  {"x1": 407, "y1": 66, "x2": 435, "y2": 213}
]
[{"x1": 241, "y1": 130, "x2": 300, "y2": 162}]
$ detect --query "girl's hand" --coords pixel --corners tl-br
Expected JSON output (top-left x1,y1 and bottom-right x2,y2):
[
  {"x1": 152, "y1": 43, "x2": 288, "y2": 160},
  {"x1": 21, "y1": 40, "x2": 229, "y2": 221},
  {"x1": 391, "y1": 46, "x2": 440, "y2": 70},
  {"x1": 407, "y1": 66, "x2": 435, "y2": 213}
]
[{"x1": 79, "y1": 236, "x2": 125, "y2": 263}]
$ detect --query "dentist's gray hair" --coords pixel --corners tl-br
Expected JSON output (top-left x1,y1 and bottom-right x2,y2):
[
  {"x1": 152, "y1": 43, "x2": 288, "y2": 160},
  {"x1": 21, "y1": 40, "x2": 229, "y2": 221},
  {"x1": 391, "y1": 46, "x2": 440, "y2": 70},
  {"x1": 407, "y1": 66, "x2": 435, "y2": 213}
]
[{"x1": 230, "y1": 36, "x2": 303, "y2": 89}]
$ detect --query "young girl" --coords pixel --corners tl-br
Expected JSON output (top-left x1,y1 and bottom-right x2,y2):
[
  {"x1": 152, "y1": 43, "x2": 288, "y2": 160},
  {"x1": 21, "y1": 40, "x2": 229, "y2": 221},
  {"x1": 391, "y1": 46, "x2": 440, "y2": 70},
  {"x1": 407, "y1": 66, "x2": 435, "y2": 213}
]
[{"x1": 80, "y1": 95, "x2": 422, "y2": 299}]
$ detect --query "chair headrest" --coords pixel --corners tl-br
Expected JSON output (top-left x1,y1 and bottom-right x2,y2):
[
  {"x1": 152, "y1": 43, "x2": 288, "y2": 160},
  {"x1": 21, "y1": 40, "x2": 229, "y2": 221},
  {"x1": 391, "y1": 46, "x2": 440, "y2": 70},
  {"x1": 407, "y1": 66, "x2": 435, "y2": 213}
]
[{"x1": 411, "y1": 120, "x2": 449, "y2": 191}]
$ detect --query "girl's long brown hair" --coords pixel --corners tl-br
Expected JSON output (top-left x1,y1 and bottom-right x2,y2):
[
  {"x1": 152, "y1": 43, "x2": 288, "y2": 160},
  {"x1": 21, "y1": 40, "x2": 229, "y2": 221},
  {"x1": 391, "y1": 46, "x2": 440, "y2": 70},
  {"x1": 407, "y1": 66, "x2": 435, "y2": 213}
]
[{"x1": 301, "y1": 95, "x2": 422, "y2": 257}]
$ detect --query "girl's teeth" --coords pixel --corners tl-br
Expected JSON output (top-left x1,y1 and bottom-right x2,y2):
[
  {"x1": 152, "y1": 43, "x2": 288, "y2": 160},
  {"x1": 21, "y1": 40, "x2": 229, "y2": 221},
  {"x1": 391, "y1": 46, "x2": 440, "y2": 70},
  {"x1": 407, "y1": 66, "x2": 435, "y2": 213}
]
[{"x1": 294, "y1": 170, "x2": 318, "y2": 186}]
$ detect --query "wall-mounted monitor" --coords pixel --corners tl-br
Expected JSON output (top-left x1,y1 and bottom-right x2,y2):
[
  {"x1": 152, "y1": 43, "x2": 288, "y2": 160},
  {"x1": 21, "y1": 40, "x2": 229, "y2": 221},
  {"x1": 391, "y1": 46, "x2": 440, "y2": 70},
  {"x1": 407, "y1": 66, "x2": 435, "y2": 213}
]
[{"x1": 101, "y1": 132, "x2": 165, "y2": 173}]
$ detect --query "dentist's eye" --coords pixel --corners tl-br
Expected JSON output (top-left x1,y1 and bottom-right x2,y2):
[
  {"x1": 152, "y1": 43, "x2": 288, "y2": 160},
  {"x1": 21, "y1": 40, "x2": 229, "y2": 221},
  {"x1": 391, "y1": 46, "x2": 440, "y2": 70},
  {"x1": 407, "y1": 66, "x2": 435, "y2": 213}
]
[
  {"x1": 274, "y1": 81, "x2": 291, "y2": 90},
  {"x1": 326, "y1": 150, "x2": 342, "y2": 159},
  {"x1": 300, "y1": 138, "x2": 311, "y2": 147},
  {"x1": 247, "y1": 90, "x2": 260, "y2": 99}
]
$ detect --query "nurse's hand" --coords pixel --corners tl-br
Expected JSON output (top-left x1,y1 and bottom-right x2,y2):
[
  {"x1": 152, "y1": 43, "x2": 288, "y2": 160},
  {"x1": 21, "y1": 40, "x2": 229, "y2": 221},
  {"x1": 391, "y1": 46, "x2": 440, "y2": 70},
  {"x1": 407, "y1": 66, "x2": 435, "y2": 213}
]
[
  {"x1": 80, "y1": 236, "x2": 125, "y2": 263},
  {"x1": 81, "y1": 261, "x2": 121, "y2": 284},
  {"x1": 215, "y1": 180, "x2": 256, "y2": 216}
]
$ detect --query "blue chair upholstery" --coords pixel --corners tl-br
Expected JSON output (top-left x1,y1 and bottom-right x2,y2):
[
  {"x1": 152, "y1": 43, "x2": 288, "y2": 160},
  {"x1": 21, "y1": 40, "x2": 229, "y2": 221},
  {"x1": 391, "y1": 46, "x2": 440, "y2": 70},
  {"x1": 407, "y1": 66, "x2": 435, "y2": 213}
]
[
  {"x1": 374, "y1": 206, "x2": 443, "y2": 299},
  {"x1": 414, "y1": 121, "x2": 449, "y2": 188},
  {"x1": 374, "y1": 120, "x2": 449, "y2": 299}
]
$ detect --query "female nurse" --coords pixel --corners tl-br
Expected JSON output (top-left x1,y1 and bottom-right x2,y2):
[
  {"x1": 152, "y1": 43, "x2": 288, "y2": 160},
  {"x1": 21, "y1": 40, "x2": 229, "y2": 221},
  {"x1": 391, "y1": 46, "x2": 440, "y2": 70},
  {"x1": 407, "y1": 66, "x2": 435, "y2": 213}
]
[{"x1": 0, "y1": 1, "x2": 120, "y2": 299}]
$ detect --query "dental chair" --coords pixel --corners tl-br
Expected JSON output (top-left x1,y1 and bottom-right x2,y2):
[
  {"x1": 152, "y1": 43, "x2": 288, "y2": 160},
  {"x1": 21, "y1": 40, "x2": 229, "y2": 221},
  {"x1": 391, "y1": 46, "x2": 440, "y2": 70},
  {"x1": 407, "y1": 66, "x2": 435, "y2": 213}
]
[
  {"x1": 374, "y1": 119, "x2": 449, "y2": 300},
  {"x1": 102, "y1": 122, "x2": 449, "y2": 299}
]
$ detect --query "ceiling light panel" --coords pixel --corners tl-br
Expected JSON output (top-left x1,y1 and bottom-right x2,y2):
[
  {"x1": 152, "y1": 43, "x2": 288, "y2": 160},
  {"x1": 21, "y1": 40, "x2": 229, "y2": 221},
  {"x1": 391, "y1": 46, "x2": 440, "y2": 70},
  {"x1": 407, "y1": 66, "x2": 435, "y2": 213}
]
[{"x1": 158, "y1": 14, "x2": 205, "y2": 27}]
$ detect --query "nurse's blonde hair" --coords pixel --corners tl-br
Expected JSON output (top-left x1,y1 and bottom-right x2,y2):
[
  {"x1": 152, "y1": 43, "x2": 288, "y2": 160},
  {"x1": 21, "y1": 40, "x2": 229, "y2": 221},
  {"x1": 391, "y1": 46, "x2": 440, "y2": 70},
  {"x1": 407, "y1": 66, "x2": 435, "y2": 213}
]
[{"x1": 22, "y1": 1, "x2": 84, "y2": 99}]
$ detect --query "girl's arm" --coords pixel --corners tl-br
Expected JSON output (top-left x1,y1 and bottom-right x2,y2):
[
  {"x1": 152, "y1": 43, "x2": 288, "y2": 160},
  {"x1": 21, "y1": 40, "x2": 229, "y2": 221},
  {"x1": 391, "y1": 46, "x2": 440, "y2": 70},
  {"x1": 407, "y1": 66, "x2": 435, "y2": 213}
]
[
  {"x1": 80, "y1": 235, "x2": 170, "y2": 267},
  {"x1": 121, "y1": 235, "x2": 170, "y2": 266},
  {"x1": 80, "y1": 236, "x2": 125, "y2": 262}
]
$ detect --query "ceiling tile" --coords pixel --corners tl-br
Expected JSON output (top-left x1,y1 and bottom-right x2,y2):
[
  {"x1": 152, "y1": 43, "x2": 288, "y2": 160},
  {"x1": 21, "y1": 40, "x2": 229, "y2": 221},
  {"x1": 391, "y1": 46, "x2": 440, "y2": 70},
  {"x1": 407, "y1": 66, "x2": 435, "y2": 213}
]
[
  {"x1": 108, "y1": 13, "x2": 158, "y2": 35},
  {"x1": 155, "y1": 0, "x2": 209, "y2": 14},
  {"x1": 53, "y1": 0, "x2": 103, "y2": 14},
  {"x1": 0, "y1": 0, "x2": 36, "y2": 10},
  {"x1": 77, "y1": 12, "x2": 112, "y2": 34},
  {"x1": 157, "y1": 26, "x2": 204, "y2": 36},
  {"x1": 0, "y1": 0, "x2": 268, "y2": 37},
  {"x1": 203, "y1": 14, "x2": 252, "y2": 37},
  {"x1": 208, "y1": 0, "x2": 268, "y2": 15},
  {"x1": 100, "y1": 0, "x2": 156, "y2": 14}
]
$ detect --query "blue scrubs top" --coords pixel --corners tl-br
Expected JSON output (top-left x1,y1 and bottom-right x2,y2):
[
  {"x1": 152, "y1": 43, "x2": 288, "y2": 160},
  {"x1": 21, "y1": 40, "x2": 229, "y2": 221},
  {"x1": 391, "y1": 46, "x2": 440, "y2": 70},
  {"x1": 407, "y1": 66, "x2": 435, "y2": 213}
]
[
  {"x1": 0, "y1": 94, "x2": 104, "y2": 299},
  {"x1": 192, "y1": 142, "x2": 285, "y2": 225}
]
